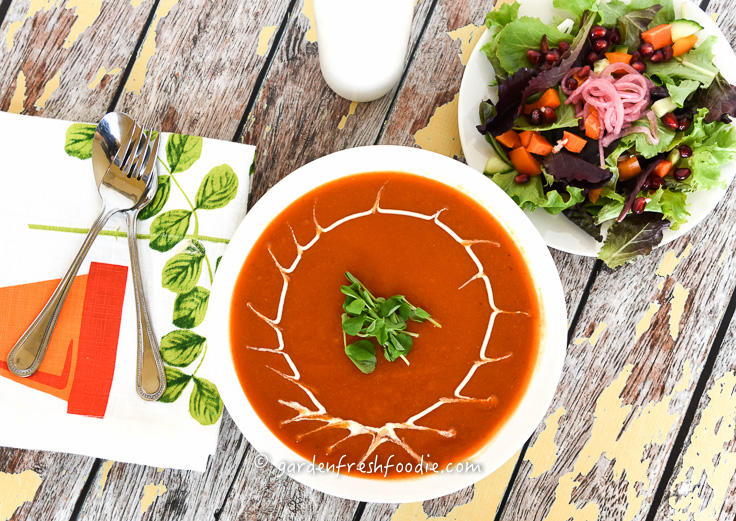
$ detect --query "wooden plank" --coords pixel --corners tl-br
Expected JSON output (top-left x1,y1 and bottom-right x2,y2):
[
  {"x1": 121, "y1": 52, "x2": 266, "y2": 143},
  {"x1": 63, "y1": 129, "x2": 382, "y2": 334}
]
[
  {"x1": 651, "y1": 312, "x2": 736, "y2": 521},
  {"x1": 0, "y1": 0, "x2": 155, "y2": 119},
  {"x1": 244, "y1": 0, "x2": 435, "y2": 204},
  {"x1": 73, "y1": 411, "x2": 248, "y2": 520},
  {"x1": 115, "y1": 0, "x2": 294, "y2": 141},
  {"x1": 496, "y1": 194, "x2": 736, "y2": 518},
  {"x1": 0, "y1": 449, "x2": 93, "y2": 521}
]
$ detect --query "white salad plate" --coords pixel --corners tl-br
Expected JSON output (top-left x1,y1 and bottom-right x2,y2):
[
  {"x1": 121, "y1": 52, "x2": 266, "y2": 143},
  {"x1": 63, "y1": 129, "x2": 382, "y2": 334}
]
[
  {"x1": 458, "y1": 0, "x2": 736, "y2": 256},
  {"x1": 208, "y1": 145, "x2": 567, "y2": 503}
]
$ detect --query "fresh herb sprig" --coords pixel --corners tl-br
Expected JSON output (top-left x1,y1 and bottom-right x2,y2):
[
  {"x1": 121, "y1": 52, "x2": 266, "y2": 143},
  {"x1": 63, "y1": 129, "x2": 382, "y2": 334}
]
[{"x1": 341, "y1": 272, "x2": 440, "y2": 374}]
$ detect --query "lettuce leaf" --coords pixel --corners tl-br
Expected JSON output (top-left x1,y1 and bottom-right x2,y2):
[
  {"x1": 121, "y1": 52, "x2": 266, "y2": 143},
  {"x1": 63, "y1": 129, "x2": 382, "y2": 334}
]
[
  {"x1": 481, "y1": 29, "x2": 508, "y2": 83},
  {"x1": 617, "y1": 5, "x2": 662, "y2": 52},
  {"x1": 677, "y1": 109, "x2": 736, "y2": 191},
  {"x1": 647, "y1": 35, "x2": 719, "y2": 88},
  {"x1": 666, "y1": 79, "x2": 700, "y2": 107},
  {"x1": 618, "y1": 116, "x2": 677, "y2": 158},
  {"x1": 490, "y1": 172, "x2": 585, "y2": 213},
  {"x1": 553, "y1": 0, "x2": 595, "y2": 23},
  {"x1": 486, "y1": 1, "x2": 520, "y2": 28},
  {"x1": 598, "y1": 213, "x2": 670, "y2": 268},
  {"x1": 693, "y1": 72, "x2": 736, "y2": 122},
  {"x1": 496, "y1": 17, "x2": 574, "y2": 75}
]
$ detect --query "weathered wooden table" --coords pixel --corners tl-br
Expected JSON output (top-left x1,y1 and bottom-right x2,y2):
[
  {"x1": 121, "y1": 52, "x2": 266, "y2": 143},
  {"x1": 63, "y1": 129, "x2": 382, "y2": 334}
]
[{"x1": 2, "y1": 0, "x2": 736, "y2": 519}]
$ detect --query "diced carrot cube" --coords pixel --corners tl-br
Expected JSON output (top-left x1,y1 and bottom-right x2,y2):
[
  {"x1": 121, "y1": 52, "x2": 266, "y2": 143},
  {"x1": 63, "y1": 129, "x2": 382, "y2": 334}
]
[
  {"x1": 562, "y1": 131, "x2": 587, "y2": 153},
  {"x1": 605, "y1": 52, "x2": 632, "y2": 65},
  {"x1": 509, "y1": 147, "x2": 542, "y2": 176},
  {"x1": 496, "y1": 130, "x2": 522, "y2": 149},
  {"x1": 654, "y1": 160, "x2": 673, "y2": 178},
  {"x1": 641, "y1": 24, "x2": 673, "y2": 50},
  {"x1": 526, "y1": 133, "x2": 553, "y2": 156},
  {"x1": 519, "y1": 130, "x2": 537, "y2": 148},
  {"x1": 585, "y1": 107, "x2": 601, "y2": 140},
  {"x1": 523, "y1": 88, "x2": 561, "y2": 114},
  {"x1": 588, "y1": 188, "x2": 602, "y2": 204},
  {"x1": 618, "y1": 156, "x2": 642, "y2": 180},
  {"x1": 672, "y1": 34, "x2": 698, "y2": 56}
]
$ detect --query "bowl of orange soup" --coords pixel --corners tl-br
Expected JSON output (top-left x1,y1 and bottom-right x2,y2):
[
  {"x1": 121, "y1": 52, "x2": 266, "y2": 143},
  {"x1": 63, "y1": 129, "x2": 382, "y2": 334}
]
[{"x1": 208, "y1": 145, "x2": 567, "y2": 502}]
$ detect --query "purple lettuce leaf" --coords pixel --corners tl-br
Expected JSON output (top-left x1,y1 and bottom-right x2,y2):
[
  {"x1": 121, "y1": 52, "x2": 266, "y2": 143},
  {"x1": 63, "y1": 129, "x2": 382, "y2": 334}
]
[
  {"x1": 477, "y1": 67, "x2": 539, "y2": 137},
  {"x1": 599, "y1": 212, "x2": 670, "y2": 269},
  {"x1": 693, "y1": 72, "x2": 736, "y2": 122},
  {"x1": 544, "y1": 151, "x2": 613, "y2": 189}
]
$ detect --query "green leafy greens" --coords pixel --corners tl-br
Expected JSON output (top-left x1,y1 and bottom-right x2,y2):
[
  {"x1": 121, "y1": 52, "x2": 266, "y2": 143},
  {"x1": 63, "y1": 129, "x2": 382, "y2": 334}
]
[{"x1": 340, "y1": 272, "x2": 440, "y2": 374}]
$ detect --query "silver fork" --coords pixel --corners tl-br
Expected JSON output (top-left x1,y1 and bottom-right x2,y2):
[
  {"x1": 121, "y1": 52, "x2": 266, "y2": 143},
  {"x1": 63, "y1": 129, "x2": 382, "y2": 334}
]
[
  {"x1": 124, "y1": 124, "x2": 166, "y2": 401},
  {"x1": 7, "y1": 113, "x2": 158, "y2": 377}
]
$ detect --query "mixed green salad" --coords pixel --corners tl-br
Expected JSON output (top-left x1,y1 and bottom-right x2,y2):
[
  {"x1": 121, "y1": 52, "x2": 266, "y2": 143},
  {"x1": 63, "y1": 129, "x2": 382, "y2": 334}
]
[{"x1": 477, "y1": 0, "x2": 736, "y2": 268}]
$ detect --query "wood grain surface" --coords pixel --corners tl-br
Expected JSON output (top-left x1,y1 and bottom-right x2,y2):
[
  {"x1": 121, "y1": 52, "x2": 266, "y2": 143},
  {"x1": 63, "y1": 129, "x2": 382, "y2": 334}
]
[{"x1": 1, "y1": 0, "x2": 736, "y2": 519}]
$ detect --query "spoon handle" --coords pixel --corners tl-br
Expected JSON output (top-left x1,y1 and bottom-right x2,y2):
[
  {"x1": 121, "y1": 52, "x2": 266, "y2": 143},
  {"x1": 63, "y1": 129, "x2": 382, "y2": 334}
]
[
  {"x1": 7, "y1": 205, "x2": 118, "y2": 377},
  {"x1": 127, "y1": 210, "x2": 167, "y2": 401}
]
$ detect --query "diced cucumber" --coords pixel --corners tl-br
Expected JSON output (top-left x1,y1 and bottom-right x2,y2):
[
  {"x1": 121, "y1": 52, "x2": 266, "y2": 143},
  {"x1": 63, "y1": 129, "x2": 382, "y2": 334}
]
[
  {"x1": 670, "y1": 19, "x2": 704, "y2": 40},
  {"x1": 484, "y1": 137, "x2": 513, "y2": 175},
  {"x1": 593, "y1": 58, "x2": 610, "y2": 75},
  {"x1": 652, "y1": 97, "x2": 677, "y2": 118}
]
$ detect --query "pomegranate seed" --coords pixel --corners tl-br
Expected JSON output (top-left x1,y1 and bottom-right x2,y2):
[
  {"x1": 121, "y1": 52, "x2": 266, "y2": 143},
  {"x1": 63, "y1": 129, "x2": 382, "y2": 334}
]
[
  {"x1": 592, "y1": 38, "x2": 609, "y2": 52},
  {"x1": 677, "y1": 118, "x2": 691, "y2": 131},
  {"x1": 530, "y1": 109, "x2": 543, "y2": 125},
  {"x1": 546, "y1": 48, "x2": 561, "y2": 64},
  {"x1": 526, "y1": 49, "x2": 542, "y2": 66},
  {"x1": 540, "y1": 34, "x2": 549, "y2": 54},
  {"x1": 678, "y1": 144, "x2": 693, "y2": 158},
  {"x1": 650, "y1": 86, "x2": 668, "y2": 100},
  {"x1": 541, "y1": 106, "x2": 557, "y2": 124},
  {"x1": 631, "y1": 51, "x2": 642, "y2": 62},
  {"x1": 673, "y1": 168, "x2": 692, "y2": 181},
  {"x1": 559, "y1": 41, "x2": 570, "y2": 53},
  {"x1": 514, "y1": 174, "x2": 530, "y2": 184},
  {"x1": 640, "y1": 43, "x2": 654, "y2": 57},
  {"x1": 650, "y1": 50, "x2": 664, "y2": 63},
  {"x1": 641, "y1": 178, "x2": 652, "y2": 190},
  {"x1": 661, "y1": 112, "x2": 679, "y2": 130},
  {"x1": 565, "y1": 77, "x2": 579, "y2": 91},
  {"x1": 649, "y1": 176, "x2": 663, "y2": 190},
  {"x1": 632, "y1": 197, "x2": 648, "y2": 214},
  {"x1": 578, "y1": 65, "x2": 591, "y2": 78},
  {"x1": 609, "y1": 28, "x2": 621, "y2": 44},
  {"x1": 721, "y1": 114, "x2": 732, "y2": 123},
  {"x1": 631, "y1": 61, "x2": 647, "y2": 73},
  {"x1": 586, "y1": 51, "x2": 599, "y2": 64},
  {"x1": 590, "y1": 26, "x2": 607, "y2": 39},
  {"x1": 662, "y1": 45, "x2": 674, "y2": 62}
]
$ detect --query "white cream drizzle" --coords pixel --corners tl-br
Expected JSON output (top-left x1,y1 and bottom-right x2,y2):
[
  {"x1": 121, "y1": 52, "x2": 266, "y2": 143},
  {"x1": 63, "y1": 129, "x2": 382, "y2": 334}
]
[{"x1": 246, "y1": 186, "x2": 526, "y2": 464}]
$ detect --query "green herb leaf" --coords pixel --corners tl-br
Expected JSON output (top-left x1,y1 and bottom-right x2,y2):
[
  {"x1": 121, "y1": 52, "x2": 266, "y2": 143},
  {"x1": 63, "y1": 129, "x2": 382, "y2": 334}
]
[
  {"x1": 345, "y1": 298, "x2": 366, "y2": 314},
  {"x1": 160, "y1": 330, "x2": 206, "y2": 367},
  {"x1": 162, "y1": 240, "x2": 205, "y2": 293},
  {"x1": 139, "y1": 174, "x2": 171, "y2": 220},
  {"x1": 342, "y1": 314, "x2": 366, "y2": 336},
  {"x1": 345, "y1": 339, "x2": 377, "y2": 374},
  {"x1": 195, "y1": 164, "x2": 239, "y2": 210},
  {"x1": 189, "y1": 377, "x2": 223, "y2": 425},
  {"x1": 166, "y1": 133, "x2": 203, "y2": 174},
  {"x1": 64, "y1": 123, "x2": 96, "y2": 160},
  {"x1": 173, "y1": 286, "x2": 210, "y2": 329},
  {"x1": 159, "y1": 366, "x2": 192, "y2": 403},
  {"x1": 149, "y1": 209, "x2": 192, "y2": 252}
]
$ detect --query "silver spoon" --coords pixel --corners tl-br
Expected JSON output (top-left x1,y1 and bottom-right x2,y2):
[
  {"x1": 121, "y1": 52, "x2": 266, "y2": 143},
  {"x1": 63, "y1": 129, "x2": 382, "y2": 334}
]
[{"x1": 7, "y1": 113, "x2": 156, "y2": 377}]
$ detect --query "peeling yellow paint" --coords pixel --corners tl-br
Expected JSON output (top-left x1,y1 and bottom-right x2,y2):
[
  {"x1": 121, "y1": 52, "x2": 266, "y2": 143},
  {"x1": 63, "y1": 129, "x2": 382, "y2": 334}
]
[
  {"x1": 0, "y1": 470, "x2": 43, "y2": 521},
  {"x1": 262, "y1": 124, "x2": 272, "y2": 139},
  {"x1": 157, "y1": 468, "x2": 164, "y2": 473},
  {"x1": 6, "y1": 0, "x2": 55, "y2": 51},
  {"x1": 338, "y1": 101, "x2": 358, "y2": 130},
  {"x1": 542, "y1": 362, "x2": 691, "y2": 521},
  {"x1": 391, "y1": 451, "x2": 520, "y2": 521},
  {"x1": 526, "y1": 407, "x2": 565, "y2": 479},
  {"x1": 34, "y1": 69, "x2": 61, "y2": 109},
  {"x1": 710, "y1": 12, "x2": 719, "y2": 22},
  {"x1": 447, "y1": 24, "x2": 485, "y2": 67},
  {"x1": 9, "y1": 71, "x2": 27, "y2": 114},
  {"x1": 131, "y1": 0, "x2": 144, "y2": 7},
  {"x1": 125, "y1": 0, "x2": 179, "y2": 95},
  {"x1": 656, "y1": 244, "x2": 692, "y2": 278},
  {"x1": 717, "y1": 249, "x2": 726, "y2": 267},
  {"x1": 414, "y1": 93, "x2": 463, "y2": 159},
  {"x1": 302, "y1": 0, "x2": 317, "y2": 43},
  {"x1": 635, "y1": 302, "x2": 661, "y2": 341},
  {"x1": 88, "y1": 66, "x2": 122, "y2": 89},
  {"x1": 669, "y1": 283, "x2": 690, "y2": 341},
  {"x1": 97, "y1": 460, "x2": 113, "y2": 498},
  {"x1": 573, "y1": 322, "x2": 607, "y2": 347},
  {"x1": 63, "y1": 0, "x2": 103, "y2": 48},
  {"x1": 668, "y1": 371, "x2": 736, "y2": 520},
  {"x1": 257, "y1": 25, "x2": 277, "y2": 56},
  {"x1": 140, "y1": 481, "x2": 167, "y2": 514}
]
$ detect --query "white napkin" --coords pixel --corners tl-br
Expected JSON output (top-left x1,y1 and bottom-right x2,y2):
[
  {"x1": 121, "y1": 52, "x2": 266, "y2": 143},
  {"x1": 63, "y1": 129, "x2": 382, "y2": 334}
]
[{"x1": 0, "y1": 111, "x2": 255, "y2": 471}]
